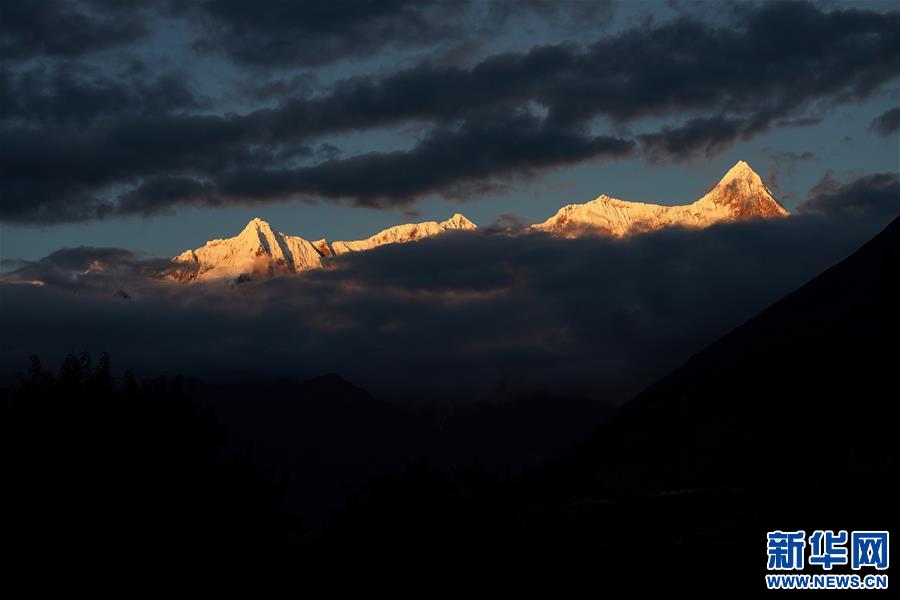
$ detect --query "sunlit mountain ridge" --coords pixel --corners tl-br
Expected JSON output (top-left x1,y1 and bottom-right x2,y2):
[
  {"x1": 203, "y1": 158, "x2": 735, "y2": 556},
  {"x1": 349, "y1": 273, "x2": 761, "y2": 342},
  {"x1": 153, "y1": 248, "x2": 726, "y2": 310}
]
[{"x1": 170, "y1": 161, "x2": 787, "y2": 283}]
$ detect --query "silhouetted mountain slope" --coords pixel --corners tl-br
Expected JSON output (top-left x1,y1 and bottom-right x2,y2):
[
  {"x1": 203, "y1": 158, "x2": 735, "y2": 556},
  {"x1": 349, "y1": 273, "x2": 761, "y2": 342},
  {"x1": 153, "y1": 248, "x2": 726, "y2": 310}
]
[
  {"x1": 309, "y1": 218, "x2": 899, "y2": 591},
  {"x1": 485, "y1": 216, "x2": 900, "y2": 591},
  {"x1": 564, "y1": 215, "x2": 899, "y2": 495}
]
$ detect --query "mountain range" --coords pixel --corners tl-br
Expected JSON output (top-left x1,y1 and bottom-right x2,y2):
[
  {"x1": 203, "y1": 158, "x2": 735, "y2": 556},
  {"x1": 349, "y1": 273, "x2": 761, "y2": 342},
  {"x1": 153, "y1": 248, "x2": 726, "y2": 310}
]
[
  {"x1": 170, "y1": 213, "x2": 478, "y2": 283},
  {"x1": 531, "y1": 160, "x2": 788, "y2": 237},
  {"x1": 171, "y1": 161, "x2": 788, "y2": 282}
]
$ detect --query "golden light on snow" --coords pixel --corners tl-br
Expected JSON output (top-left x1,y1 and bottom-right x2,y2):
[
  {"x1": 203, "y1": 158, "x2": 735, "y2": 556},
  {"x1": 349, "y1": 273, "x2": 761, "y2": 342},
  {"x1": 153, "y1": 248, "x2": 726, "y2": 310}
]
[
  {"x1": 531, "y1": 160, "x2": 789, "y2": 238},
  {"x1": 165, "y1": 162, "x2": 787, "y2": 285},
  {"x1": 171, "y1": 213, "x2": 477, "y2": 283}
]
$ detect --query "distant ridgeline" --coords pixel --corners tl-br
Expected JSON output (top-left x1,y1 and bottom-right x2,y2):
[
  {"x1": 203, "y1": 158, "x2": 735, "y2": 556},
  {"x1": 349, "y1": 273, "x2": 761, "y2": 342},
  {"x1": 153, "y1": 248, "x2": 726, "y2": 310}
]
[{"x1": 166, "y1": 161, "x2": 787, "y2": 284}]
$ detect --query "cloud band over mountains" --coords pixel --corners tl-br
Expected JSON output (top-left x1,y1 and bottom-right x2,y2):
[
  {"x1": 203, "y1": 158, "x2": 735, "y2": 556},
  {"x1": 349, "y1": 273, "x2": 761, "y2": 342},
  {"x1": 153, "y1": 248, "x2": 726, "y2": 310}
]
[
  {"x1": 2, "y1": 174, "x2": 897, "y2": 401},
  {"x1": 1, "y1": 1, "x2": 898, "y2": 224}
]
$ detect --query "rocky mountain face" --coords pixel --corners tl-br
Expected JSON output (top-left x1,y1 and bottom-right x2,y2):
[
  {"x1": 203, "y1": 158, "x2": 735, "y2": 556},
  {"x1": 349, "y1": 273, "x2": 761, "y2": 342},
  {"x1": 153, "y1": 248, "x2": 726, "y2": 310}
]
[
  {"x1": 531, "y1": 161, "x2": 789, "y2": 238},
  {"x1": 171, "y1": 162, "x2": 787, "y2": 282}
]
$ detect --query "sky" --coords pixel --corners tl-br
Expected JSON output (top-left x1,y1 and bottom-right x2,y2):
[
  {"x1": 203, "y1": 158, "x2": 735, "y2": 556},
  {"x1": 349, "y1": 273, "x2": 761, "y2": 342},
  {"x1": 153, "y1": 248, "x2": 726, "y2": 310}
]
[
  {"x1": 0, "y1": 1, "x2": 899, "y2": 400},
  {"x1": 1, "y1": 0, "x2": 898, "y2": 261}
]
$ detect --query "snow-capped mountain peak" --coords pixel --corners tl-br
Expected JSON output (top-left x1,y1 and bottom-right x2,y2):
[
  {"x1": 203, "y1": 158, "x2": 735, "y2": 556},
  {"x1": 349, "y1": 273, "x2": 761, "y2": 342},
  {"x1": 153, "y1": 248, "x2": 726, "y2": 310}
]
[
  {"x1": 718, "y1": 159, "x2": 757, "y2": 183},
  {"x1": 440, "y1": 213, "x2": 478, "y2": 230},
  {"x1": 171, "y1": 217, "x2": 325, "y2": 282},
  {"x1": 239, "y1": 216, "x2": 275, "y2": 237},
  {"x1": 531, "y1": 161, "x2": 788, "y2": 238},
  {"x1": 698, "y1": 161, "x2": 788, "y2": 219}
]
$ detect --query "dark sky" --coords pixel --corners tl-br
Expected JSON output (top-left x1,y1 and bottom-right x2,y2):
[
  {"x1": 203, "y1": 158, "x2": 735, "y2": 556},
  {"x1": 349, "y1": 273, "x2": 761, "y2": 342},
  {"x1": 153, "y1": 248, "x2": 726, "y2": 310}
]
[
  {"x1": 0, "y1": 0, "x2": 897, "y2": 259},
  {"x1": 0, "y1": 1, "x2": 898, "y2": 400}
]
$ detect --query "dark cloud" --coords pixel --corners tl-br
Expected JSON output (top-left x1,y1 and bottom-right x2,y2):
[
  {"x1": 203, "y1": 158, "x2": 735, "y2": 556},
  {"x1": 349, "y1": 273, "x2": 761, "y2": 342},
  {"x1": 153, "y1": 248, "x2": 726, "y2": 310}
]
[
  {"x1": 192, "y1": 0, "x2": 614, "y2": 68},
  {"x1": 484, "y1": 213, "x2": 531, "y2": 234},
  {"x1": 0, "y1": 1, "x2": 149, "y2": 60},
  {"x1": 117, "y1": 176, "x2": 219, "y2": 216},
  {"x1": 257, "y1": 1, "x2": 896, "y2": 138},
  {"x1": 427, "y1": 39, "x2": 489, "y2": 68},
  {"x1": 869, "y1": 106, "x2": 900, "y2": 136},
  {"x1": 799, "y1": 171, "x2": 900, "y2": 218},
  {"x1": 480, "y1": 0, "x2": 617, "y2": 44},
  {"x1": 0, "y1": 63, "x2": 207, "y2": 125},
  {"x1": 244, "y1": 72, "x2": 321, "y2": 102},
  {"x1": 0, "y1": 114, "x2": 254, "y2": 222},
  {"x1": 639, "y1": 117, "x2": 746, "y2": 162},
  {"x1": 1, "y1": 1, "x2": 898, "y2": 224},
  {"x1": 316, "y1": 143, "x2": 342, "y2": 160},
  {"x1": 761, "y1": 149, "x2": 817, "y2": 200},
  {"x1": 211, "y1": 113, "x2": 634, "y2": 210},
  {"x1": 2, "y1": 175, "x2": 896, "y2": 402},
  {"x1": 0, "y1": 246, "x2": 170, "y2": 293},
  {"x1": 192, "y1": 0, "x2": 462, "y2": 67},
  {"x1": 0, "y1": 110, "x2": 632, "y2": 221}
]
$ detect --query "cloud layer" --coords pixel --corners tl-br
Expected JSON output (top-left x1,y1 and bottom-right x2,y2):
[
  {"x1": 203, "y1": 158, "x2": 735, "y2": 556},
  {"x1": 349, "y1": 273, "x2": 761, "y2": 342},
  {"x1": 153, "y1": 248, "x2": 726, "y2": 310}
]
[
  {"x1": 869, "y1": 106, "x2": 900, "y2": 136},
  {"x1": 1, "y1": 1, "x2": 898, "y2": 223}
]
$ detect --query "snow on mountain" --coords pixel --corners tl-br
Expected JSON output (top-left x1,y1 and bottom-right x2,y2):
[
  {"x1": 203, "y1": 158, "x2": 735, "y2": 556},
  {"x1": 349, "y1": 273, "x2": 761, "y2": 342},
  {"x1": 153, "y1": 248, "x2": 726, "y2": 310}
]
[
  {"x1": 171, "y1": 217, "x2": 325, "y2": 283},
  {"x1": 530, "y1": 161, "x2": 789, "y2": 238},
  {"x1": 169, "y1": 163, "x2": 787, "y2": 283},
  {"x1": 331, "y1": 213, "x2": 477, "y2": 255},
  {"x1": 171, "y1": 214, "x2": 477, "y2": 282},
  {"x1": 311, "y1": 239, "x2": 334, "y2": 258}
]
